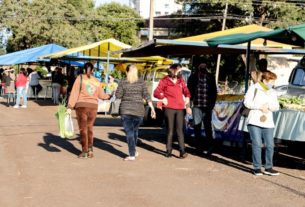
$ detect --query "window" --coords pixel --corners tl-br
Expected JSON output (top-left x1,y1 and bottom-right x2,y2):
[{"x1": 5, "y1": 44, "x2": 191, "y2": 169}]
[
  {"x1": 164, "y1": 4, "x2": 169, "y2": 9},
  {"x1": 155, "y1": 11, "x2": 161, "y2": 15},
  {"x1": 165, "y1": 12, "x2": 169, "y2": 15},
  {"x1": 292, "y1": 68, "x2": 305, "y2": 86}
]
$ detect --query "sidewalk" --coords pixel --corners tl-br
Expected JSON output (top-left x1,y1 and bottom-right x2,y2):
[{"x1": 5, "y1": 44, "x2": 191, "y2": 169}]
[{"x1": 0, "y1": 100, "x2": 304, "y2": 207}]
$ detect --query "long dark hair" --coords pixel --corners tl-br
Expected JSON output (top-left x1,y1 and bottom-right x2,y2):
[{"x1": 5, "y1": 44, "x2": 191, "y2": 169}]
[
  {"x1": 20, "y1": 68, "x2": 27, "y2": 76},
  {"x1": 84, "y1": 62, "x2": 94, "y2": 78},
  {"x1": 168, "y1": 64, "x2": 182, "y2": 79}
]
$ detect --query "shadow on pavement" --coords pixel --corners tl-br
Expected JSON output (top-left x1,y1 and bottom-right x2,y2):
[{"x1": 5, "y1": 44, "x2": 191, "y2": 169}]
[
  {"x1": 108, "y1": 131, "x2": 167, "y2": 157},
  {"x1": 95, "y1": 116, "x2": 122, "y2": 127},
  {"x1": 33, "y1": 99, "x2": 58, "y2": 106},
  {"x1": 93, "y1": 137, "x2": 127, "y2": 158},
  {"x1": 38, "y1": 133, "x2": 81, "y2": 155},
  {"x1": 38, "y1": 133, "x2": 128, "y2": 158}
]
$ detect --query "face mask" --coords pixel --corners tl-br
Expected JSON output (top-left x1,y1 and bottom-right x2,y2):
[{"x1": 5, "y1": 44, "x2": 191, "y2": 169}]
[
  {"x1": 267, "y1": 83, "x2": 274, "y2": 89},
  {"x1": 168, "y1": 70, "x2": 181, "y2": 79}
]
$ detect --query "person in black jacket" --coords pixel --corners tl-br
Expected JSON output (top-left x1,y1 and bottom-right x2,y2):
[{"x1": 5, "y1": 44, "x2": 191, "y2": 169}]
[
  {"x1": 187, "y1": 63, "x2": 217, "y2": 155},
  {"x1": 51, "y1": 67, "x2": 65, "y2": 104}
]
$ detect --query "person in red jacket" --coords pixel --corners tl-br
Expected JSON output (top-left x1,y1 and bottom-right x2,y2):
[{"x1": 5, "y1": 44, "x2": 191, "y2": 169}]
[
  {"x1": 14, "y1": 68, "x2": 28, "y2": 108},
  {"x1": 154, "y1": 64, "x2": 191, "y2": 158}
]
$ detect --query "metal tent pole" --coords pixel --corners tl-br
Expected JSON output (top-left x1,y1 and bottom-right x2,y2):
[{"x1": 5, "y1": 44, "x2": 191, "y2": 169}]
[
  {"x1": 105, "y1": 42, "x2": 110, "y2": 93},
  {"x1": 245, "y1": 41, "x2": 251, "y2": 93}
]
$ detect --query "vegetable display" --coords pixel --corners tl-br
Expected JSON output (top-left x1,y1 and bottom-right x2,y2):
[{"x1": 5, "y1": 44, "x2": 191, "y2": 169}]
[{"x1": 278, "y1": 96, "x2": 305, "y2": 111}]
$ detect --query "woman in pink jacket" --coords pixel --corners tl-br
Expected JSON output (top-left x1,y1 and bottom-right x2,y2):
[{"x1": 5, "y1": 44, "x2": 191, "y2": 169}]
[{"x1": 14, "y1": 68, "x2": 28, "y2": 108}]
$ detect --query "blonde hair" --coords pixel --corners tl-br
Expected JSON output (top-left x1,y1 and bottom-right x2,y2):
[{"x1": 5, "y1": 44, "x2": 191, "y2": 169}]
[{"x1": 126, "y1": 64, "x2": 138, "y2": 84}]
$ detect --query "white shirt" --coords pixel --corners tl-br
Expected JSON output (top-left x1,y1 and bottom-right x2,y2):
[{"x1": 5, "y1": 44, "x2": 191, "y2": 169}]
[
  {"x1": 29, "y1": 72, "x2": 40, "y2": 86},
  {"x1": 244, "y1": 83, "x2": 279, "y2": 128}
]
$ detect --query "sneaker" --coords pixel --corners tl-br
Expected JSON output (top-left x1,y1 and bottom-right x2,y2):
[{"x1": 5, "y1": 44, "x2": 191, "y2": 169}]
[
  {"x1": 88, "y1": 147, "x2": 94, "y2": 158},
  {"x1": 13, "y1": 105, "x2": 19, "y2": 108},
  {"x1": 21, "y1": 105, "x2": 27, "y2": 108},
  {"x1": 165, "y1": 151, "x2": 172, "y2": 158},
  {"x1": 124, "y1": 156, "x2": 135, "y2": 161},
  {"x1": 135, "y1": 151, "x2": 139, "y2": 157},
  {"x1": 253, "y1": 169, "x2": 263, "y2": 176},
  {"x1": 78, "y1": 152, "x2": 88, "y2": 159},
  {"x1": 179, "y1": 152, "x2": 188, "y2": 159},
  {"x1": 264, "y1": 168, "x2": 280, "y2": 176}
]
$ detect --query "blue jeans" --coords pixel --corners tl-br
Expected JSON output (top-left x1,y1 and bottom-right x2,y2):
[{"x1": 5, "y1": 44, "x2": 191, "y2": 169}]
[
  {"x1": 16, "y1": 87, "x2": 27, "y2": 106},
  {"x1": 121, "y1": 115, "x2": 143, "y2": 156},
  {"x1": 247, "y1": 125, "x2": 274, "y2": 170}
]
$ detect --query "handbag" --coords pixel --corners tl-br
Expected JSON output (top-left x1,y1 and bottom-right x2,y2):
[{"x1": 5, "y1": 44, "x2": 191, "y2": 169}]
[
  {"x1": 109, "y1": 95, "x2": 121, "y2": 116},
  {"x1": 241, "y1": 88, "x2": 257, "y2": 117}
]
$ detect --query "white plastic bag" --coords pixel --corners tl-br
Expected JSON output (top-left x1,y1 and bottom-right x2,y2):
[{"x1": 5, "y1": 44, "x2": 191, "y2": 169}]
[{"x1": 64, "y1": 114, "x2": 75, "y2": 139}]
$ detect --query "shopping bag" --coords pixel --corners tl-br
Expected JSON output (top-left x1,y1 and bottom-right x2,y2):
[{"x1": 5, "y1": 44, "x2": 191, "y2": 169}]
[
  {"x1": 55, "y1": 104, "x2": 66, "y2": 138},
  {"x1": 55, "y1": 104, "x2": 74, "y2": 138},
  {"x1": 109, "y1": 98, "x2": 121, "y2": 116},
  {"x1": 64, "y1": 114, "x2": 75, "y2": 138}
]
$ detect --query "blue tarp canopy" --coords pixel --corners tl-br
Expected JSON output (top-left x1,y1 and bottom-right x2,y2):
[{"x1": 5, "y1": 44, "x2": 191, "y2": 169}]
[{"x1": 0, "y1": 44, "x2": 66, "y2": 65}]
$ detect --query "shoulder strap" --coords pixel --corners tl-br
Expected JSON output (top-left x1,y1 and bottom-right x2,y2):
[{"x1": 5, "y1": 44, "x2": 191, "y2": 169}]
[
  {"x1": 77, "y1": 75, "x2": 82, "y2": 101},
  {"x1": 252, "y1": 88, "x2": 257, "y2": 101},
  {"x1": 79, "y1": 74, "x2": 82, "y2": 92}
]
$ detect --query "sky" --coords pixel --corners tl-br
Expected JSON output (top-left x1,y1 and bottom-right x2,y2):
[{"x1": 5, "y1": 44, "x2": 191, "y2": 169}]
[{"x1": 94, "y1": 0, "x2": 130, "y2": 7}]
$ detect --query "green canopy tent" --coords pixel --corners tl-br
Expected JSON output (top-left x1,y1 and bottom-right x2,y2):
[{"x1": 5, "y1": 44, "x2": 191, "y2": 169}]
[{"x1": 206, "y1": 23, "x2": 305, "y2": 91}]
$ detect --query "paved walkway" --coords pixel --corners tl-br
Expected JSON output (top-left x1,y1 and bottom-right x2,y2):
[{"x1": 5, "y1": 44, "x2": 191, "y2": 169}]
[{"x1": 0, "y1": 100, "x2": 304, "y2": 207}]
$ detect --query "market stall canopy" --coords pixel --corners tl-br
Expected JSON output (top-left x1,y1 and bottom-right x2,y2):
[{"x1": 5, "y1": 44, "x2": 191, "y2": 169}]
[
  {"x1": 206, "y1": 23, "x2": 305, "y2": 47},
  {"x1": 55, "y1": 55, "x2": 173, "y2": 65},
  {"x1": 0, "y1": 44, "x2": 66, "y2": 65},
  {"x1": 118, "y1": 39, "x2": 305, "y2": 57},
  {"x1": 178, "y1": 24, "x2": 294, "y2": 48},
  {"x1": 42, "y1": 38, "x2": 131, "y2": 59}
]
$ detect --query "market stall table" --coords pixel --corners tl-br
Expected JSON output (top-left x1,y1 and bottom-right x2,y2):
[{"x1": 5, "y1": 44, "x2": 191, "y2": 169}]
[{"x1": 239, "y1": 109, "x2": 305, "y2": 141}]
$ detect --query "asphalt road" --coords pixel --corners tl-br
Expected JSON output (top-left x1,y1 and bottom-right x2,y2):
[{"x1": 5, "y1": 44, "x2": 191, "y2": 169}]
[{"x1": 0, "y1": 100, "x2": 304, "y2": 207}]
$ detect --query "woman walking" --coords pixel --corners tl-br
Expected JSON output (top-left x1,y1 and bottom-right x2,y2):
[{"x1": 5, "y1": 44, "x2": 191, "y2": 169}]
[
  {"x1": 153, "y1": 64, "x2": 191, "y2": 158},
  {"x1": 67, "y1": 62, "x2": 110, "y2": 158},
  {"x1": 244, "y1": 70, "x2": 280, "y2": 176},
  {"x1": 14, "y1": 68, "x2": 28, "y2": 108},
  {"x1": 115, "y1": 64, "x2": 156, "y2": 161}
]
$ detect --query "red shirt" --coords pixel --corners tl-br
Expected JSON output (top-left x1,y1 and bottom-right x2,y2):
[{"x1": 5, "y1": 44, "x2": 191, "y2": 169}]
[
  {"x1": 16, "y1": 74, "x2": 27, "y2": 87},
  {"x1": 153, "y1": 76, "x2": 190, "y2": 110}
]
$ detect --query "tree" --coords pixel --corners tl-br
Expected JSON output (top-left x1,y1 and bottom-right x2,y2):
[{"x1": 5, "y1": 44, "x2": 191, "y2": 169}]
[
  {"x1": 174, "y1": 0, "x2": 305, "y2": 85},
  {"x1": 176, "y1": 0, "x2": 305, "y2": 28},
  {"x1": 0, "y1": 1, "x2": 143, "y2": 52},
  {"x1": 94, "y1": 2, "x2": 143, "y2": 46}
]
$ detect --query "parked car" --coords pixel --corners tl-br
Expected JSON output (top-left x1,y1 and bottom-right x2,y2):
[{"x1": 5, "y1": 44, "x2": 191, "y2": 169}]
[
  {"x1": 286, "y1": 57, "x2": 305, "y2": 97},
  {"x1": 142, "y1": 65, "x2": 191, "y2": 125},
  {"x1": 274, "y1": 85, "x2": 288, "y2": 96}
]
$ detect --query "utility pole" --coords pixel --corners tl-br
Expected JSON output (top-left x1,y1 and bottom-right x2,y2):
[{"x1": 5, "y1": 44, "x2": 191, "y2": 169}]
[
  {"x1": 215, "y1": 1, "x2": 228, "y2": 84},
  {"x1": 149, "y1": 0, "x2": 154, "y2": 41}
]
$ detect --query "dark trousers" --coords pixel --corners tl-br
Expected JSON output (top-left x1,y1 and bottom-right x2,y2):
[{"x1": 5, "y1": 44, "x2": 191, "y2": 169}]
[
  {"x1": 31, "y1": 84, "x2": 42, "y2": 96},
  {"x1": 192, "y1": 107, "x2": 214, "y2": 151},
  {"x1": 164, "y1": 108, "x2": 186, "y2": 153},
  {"x1": 76, "y1": 107, "x2": 97, "y2": 152},
  {"x1": 121, "y1": 115, "x2": 143, "y2": 156}
]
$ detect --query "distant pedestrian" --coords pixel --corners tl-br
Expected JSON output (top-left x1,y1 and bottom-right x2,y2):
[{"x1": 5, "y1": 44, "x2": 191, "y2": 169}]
[
  {"x1": 154, "y1": 64, "x2": 191, "y2": 158},
  {"x1": 28, "y1": 68, "x2": 42, "y2": 98},
  {"x1": 3, "y1": 68, "x2": 16, "y2": 105},
  {"x1": 52, "y1": 67, "x2": 64, "y2": 104},
  {"x1": 244, "y1": 70, "x2": 280, "y2": 176},
  {"x1": 187, "y1": 63, "x2": 217, "y2": 155},
  {"x1": 67, "y1": 62, "x2": 110, "y2": 158},
  {"x1": 115, "y1": 64, "x2": 156, "y2": 161},
  {"x1": 14, "y1": 68, "x2": 28, "y2": 108}
]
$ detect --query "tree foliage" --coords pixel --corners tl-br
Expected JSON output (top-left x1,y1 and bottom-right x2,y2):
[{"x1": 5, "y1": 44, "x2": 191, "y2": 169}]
[
  {"x1": 174, "y1": 0, "x2": 305, "y2": 84},
  {"x1": 176, "y1": 0, "x2": 305, "y2": 29},
  {"x1": 0, "y1": 0, "x2": 143, "y2": 52}
]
